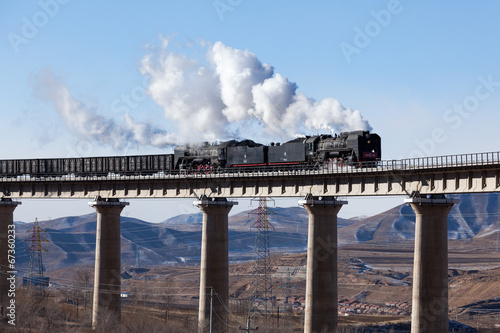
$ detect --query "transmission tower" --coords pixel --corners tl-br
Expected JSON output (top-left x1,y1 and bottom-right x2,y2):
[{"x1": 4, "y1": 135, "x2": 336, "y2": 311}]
[
  {"x1": 23, "y1": 218, "x2": 49, "y2": 286},
  {"x1": 248, "y1": 197, "x2": 276, "y2": 326}
]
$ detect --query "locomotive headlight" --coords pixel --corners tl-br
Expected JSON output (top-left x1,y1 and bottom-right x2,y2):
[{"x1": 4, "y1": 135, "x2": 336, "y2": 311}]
[{"x1": 367, "y1": 140, "x2": 371, "y2": 144}]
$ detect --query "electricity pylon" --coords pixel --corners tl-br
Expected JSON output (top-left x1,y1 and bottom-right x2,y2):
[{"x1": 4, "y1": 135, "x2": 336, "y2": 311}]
[
  {"x1": 248, "y1": 197, "x2": 276, "y2": 327},
  {"x1": 23, "y1": 218, "x2": 49, "y2": 286}
]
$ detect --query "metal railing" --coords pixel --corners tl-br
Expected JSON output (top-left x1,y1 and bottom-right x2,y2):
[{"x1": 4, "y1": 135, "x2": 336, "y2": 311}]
[{"x1": 2, "y1": 151, "x2": 500, "y2": 182}]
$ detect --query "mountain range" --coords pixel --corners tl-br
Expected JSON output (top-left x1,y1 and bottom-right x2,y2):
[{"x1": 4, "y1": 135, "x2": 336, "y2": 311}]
[{"x1": 13, "y1": 193, "x2": 500, "y2": 273}]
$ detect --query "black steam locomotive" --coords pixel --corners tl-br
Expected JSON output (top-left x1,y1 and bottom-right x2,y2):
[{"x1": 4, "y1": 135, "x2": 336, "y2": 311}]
[
  {"x1": 0, "y1": 131, "x2": 380, "y2": 177},
  {"x1": 174, "y1": 130, "x2": 381, "y2": 170}
]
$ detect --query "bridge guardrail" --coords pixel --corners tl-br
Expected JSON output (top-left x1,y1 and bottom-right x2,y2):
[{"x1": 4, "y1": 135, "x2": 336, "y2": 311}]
[{"x1": 2, "y1": 152, "x2": 500, "y2": 182}]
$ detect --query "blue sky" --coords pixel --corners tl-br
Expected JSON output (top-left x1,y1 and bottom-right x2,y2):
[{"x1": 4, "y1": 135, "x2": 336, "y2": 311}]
[{"x1": 2, "y1": 1, "x2": 500, "y2": 222}]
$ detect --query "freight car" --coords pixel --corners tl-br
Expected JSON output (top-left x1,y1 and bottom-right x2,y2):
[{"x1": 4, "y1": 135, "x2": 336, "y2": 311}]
[
  {"x1": 0, "y1": 131, "x2": 380, "y2": 178},
  {"x1": 0, "y1": 154, "x2": 174, "y2": 177}
]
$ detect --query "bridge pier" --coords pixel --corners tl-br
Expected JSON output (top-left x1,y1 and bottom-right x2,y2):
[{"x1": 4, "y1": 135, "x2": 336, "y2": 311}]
[
  {"x1": 405, "y1": 195, "x2": 458, "y2": 333},
  {"x1": 299, "y1": 195, "x2": 347, "y2": 333},
  {"x1": 89, "y1": 198, "x2": 129, "y2": 330},
  {"x1": 194, "y1": 196, "x2": 237, "y2": 333},
  {"x1": 0, "y1": 199, "x2": 21, "y2": 317}
]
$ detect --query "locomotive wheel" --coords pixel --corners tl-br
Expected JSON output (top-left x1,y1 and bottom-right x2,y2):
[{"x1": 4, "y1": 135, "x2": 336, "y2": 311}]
[
  {"x1": 196, "y1": 164, "x2": 213, "y2": 175},
  {"x1": 205, "y1": 165, "x2": 214, "y2": 174}
]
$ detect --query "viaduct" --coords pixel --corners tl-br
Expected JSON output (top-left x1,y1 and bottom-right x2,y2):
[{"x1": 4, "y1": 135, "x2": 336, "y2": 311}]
[{"x1": 1, "y1": 151, "x2": 500, "y2": 332}]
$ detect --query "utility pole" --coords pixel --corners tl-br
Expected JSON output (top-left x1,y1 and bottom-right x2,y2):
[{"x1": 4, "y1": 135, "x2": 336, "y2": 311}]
[
  {"x1": 135, "y1": 244, "x2": 140, "y2": 267},
  {"x1": 210, "y1": 287, "x2": 214, "y2": 333},
  {"x1": 239, "y1": 316, "x2": 258, "y2": 332},
  {"x1": 278, "y1": 267, "x2": 296, "y2": 331},
  {"x1": 145, "y1": 271, "x2": 149, "y2": 306},
  {"x1": 283, "y1": 268, "x2": 292, "y2": 309},
  {"x1": 496, "y1": 229, "x2": 499, "y2": 253}
]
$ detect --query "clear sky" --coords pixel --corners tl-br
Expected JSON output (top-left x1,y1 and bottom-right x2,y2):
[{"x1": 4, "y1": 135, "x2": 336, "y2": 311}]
[{"x1": 2, "y1": 1, "x2": 500, "y2": 222}]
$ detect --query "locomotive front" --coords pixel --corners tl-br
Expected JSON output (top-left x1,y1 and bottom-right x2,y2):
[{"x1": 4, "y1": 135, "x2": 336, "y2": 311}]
[{"x1": 356, "y1": 131, "x2": 381, "y2": 162}]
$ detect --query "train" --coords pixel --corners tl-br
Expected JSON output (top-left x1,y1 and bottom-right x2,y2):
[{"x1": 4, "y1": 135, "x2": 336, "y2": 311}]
[{"x1": 0, "y1": 130, "x2": 380, "y2": 177}]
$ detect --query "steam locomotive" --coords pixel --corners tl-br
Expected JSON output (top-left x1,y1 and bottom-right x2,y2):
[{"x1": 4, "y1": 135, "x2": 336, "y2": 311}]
[
  {"x1": 0, "y1": 131, "x2": 380, "y2": 177},
  {"x1": 174, "y1": 130, "x2": 381, "y2": 170}
]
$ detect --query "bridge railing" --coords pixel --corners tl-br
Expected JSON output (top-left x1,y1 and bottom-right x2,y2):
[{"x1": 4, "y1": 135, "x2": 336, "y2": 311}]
[
  {"x1": 2, "y1": 152, "x2": 500, "y2": 181},
  {"x1": 298, "y1": 151, "x2": 500, "y2": 175},
  {"x1": 386, "y1": 152, "x2": 500, "y2": 172}
]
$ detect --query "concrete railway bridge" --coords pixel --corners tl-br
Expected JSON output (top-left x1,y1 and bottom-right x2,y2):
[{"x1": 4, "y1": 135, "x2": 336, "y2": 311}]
[{"x1": 2, "y1": 151, "x2": 500, "y2": 332}]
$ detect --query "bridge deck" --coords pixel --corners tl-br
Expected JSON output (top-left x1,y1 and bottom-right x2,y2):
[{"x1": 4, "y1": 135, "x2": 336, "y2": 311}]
[{"x1": 2, "y1": 151, "x2": 500, "y2": 199}]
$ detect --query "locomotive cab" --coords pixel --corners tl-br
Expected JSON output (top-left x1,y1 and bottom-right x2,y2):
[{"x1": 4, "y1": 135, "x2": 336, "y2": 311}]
[
  {"x1": 174, "y1": 142, "x2": 219, "y2": 169},
  {"x1": 217, "y1": 140, "x2": 237, "y2": 168},
  {"x1": 174, "y1": 144, "x2": 189, "y2": 169},
  {"x1": 305, "y1": 136, "x2": 321, "y2": 161}
]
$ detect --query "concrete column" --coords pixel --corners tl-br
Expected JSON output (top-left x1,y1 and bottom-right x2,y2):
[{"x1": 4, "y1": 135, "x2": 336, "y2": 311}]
[
  {"x1": 90, "y1": 198, "x2": 128, "y2": 330},
  {"x1": 405, "y1": 195, "x2": 458, "y2": 333},
  {"x1": 194, "y1": 196, "x2": 237, "y2": 333},
  {"x1": 299, "y1": 195, "x2": 346, "y2": 333},
  {"x1": 0, "y1": 199, "x2": 21, "y2": 317}
]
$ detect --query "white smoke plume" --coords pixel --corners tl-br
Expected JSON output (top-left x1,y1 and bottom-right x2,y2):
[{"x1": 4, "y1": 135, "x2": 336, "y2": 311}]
[
  {"x1": 141, "y1": 38, "x2": 372, "y2": 142},
  {"x1": 33, "y1": 69, "x2": 178, "y2": 150},
  {"x1": 35, "y1": 38, "x2": 372, "y2": 151}
]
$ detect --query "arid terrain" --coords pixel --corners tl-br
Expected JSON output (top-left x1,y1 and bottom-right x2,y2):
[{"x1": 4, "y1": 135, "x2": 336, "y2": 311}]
[
  {"x1": 7, "y1": 193, "x2": 500, "y2": 331},
  {"x1": 26, "y1": 236, "x2": 500, "y2": 332}
]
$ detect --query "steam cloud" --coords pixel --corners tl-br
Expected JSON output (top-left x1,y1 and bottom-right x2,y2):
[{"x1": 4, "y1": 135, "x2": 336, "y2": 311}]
[
  {"x1": 142, "y1": 38, "x2": 371, "y2": 142},
  {"x1": 34, "y1": 38, "x2": 371, "y2": 150},
  {"x1": 34, "y1": 69, "x2": 177, "y2": 150}
]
